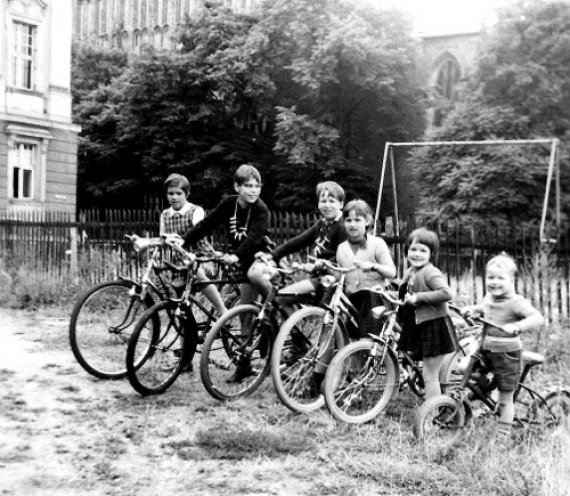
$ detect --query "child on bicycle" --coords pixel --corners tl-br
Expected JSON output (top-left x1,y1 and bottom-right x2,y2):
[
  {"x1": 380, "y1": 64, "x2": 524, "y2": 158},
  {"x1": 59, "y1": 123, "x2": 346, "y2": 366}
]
[
  {"x1": 336, "y1": 199, "x2": 397, "y2": 339},
  {"x1": 462, "y1": 253, "x2": 544, "y2": 439},
  {"x1": 398, "y1": 227, "x2": 459, "y2": 400},
  {"x1": 248, "y1": 181, "x2": 347, "y2": 314},
  {"x1": 159, "y1": 173, "x2": 227, "y2": 318},
  {"x1": 182, "y1": 164, "x2": 271, "y2": 382}
]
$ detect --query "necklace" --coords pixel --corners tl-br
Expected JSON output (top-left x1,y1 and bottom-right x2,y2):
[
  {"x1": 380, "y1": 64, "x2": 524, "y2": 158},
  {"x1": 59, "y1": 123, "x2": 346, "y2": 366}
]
[{"x1": 230, "y1": 199, "x2": 251, "y2": 241}]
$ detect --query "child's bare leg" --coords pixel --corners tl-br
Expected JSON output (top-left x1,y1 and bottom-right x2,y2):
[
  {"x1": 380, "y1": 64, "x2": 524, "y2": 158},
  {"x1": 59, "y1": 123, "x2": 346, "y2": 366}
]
[
  {"x1": 497, "y1": 390, "x2": 515, "y2": 423},
  {"x1": 423, "y1": 354, "x2": 447, "y2": 400},
  {"x1": 247, "y1": 261, "x2": 272, "y2": 300},
  {"x1": 196, "y1": 267, "x2": 226, "y2": 316},
  {"x1": 276, "y1": 279, "x2": 316, "y2": 317}
]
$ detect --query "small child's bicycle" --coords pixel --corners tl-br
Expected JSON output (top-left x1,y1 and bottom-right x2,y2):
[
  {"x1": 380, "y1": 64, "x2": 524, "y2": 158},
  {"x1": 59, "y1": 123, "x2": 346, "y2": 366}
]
[{"x1": 413, "y1": 315, "x2": 570, "y2": 447}]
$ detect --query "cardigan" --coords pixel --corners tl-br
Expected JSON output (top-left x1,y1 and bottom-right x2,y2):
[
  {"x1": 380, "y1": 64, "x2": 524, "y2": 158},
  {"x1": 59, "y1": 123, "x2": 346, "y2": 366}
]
[
  {"x1": 336, "y1": 235, "x2": 395, "y2": 295},
  {"x1": 182, "y1": 195, "x2": 270, "y2": 269},
  {"x1": 402, "y1": 263, "x2": 453, "y2": 324}
]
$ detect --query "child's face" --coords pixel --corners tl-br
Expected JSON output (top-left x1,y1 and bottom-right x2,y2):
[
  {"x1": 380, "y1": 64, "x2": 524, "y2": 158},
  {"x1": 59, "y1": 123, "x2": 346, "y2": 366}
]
[
  {"x1": 166, "y1": 186, "x2": 188, "y2": 211},
  {"x1": 235, "y1": 178, "x2": 261, "y2": 205},
  {"x1": 407, "y1": 240, "x2": 430, "y2": 269},
  {"x1": 485, "y1": 265, "x2": 514, "y2": 298},
  {"x1": 318, "y1": 192, "x2": 343, "y2": 221},
  {"x1": 344, "y1": 210, "x2": 368, "y2": 242}
]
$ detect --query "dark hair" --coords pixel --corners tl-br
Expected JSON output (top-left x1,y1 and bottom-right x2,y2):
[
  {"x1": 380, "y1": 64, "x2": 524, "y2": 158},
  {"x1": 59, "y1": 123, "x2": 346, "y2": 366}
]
[
  {"x1": 316, "y1": 181, "x2": 345, "y2": 203},
  {"x1": 343, "y1": 199, "x2": 374, "y2": 231},
  {"x1": 234, "y1": 164, "x2": 262, "y2": 186},
  {"x1": 406, "y1": 227, "x2": 440, "y2": 262},
  {"x1": 164, "y1": 173, "x2": 190, "y2": 196}
]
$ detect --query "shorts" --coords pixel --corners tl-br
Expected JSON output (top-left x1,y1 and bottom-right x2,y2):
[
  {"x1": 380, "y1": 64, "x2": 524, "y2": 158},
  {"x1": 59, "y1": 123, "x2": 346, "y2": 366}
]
[{"x1": 480, "y1": 349, "x2": 522, "y2": 392}]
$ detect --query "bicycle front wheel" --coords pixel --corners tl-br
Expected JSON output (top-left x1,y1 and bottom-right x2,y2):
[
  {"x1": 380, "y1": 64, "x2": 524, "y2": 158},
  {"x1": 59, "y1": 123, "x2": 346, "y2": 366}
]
[
  {"x1": 324, "y1": 339, "x2": 399, "y2": 424},
  {"x1": 126, "y1": 300, "x2": 196, "y2": 395},
  {"x1": 413, "y1": 394, "x2": 466, "y2": 448},
  {"x1": 200, "y1": 305, "x2": 272, "y2": 401},
  {"x1": 271, "y1": 306, "x2": 346, "y2": 413},
  {"x1": 69, "y1": 279, "x2": 155, "y2": 379}
]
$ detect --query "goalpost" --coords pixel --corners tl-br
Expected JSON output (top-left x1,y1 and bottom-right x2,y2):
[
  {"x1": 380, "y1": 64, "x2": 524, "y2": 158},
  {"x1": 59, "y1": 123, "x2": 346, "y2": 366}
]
[{"x1": 373, "y1": 138, "x2": 561, "y2": 243}]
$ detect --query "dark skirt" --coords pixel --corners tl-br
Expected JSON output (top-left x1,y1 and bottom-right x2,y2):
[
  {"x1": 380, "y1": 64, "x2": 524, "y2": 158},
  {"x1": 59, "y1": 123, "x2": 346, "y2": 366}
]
[
  {"x1": 399, "y1": 308, "x2": 458, "y2": 359},
  {"x1": 347, "y1": 290, "x2": 383, "y2": 340}
]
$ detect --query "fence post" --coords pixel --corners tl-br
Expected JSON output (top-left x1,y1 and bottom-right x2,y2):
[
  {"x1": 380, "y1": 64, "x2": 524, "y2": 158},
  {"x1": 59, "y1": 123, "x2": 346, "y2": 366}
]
[{"x1": 69, "y1": 226, "x2": 79, "y2": 283}]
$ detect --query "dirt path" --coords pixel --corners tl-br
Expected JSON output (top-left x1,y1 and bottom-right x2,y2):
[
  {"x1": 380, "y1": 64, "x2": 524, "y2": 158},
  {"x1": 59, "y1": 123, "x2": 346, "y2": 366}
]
[{"x1": 0, "y1": 308, "x2": 325, "y2": 496}]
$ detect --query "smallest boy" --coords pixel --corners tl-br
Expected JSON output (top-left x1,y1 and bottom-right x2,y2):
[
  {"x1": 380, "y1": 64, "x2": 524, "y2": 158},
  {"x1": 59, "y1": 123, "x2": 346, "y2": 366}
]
[{"x1": 463, "y1": 253, "x2": 544, "y2": 440}]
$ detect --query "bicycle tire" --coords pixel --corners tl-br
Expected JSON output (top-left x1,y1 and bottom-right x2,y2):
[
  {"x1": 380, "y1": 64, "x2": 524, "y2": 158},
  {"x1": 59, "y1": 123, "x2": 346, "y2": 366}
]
[
  {"x1": 527, "y1": 389, "x2": 570, "y2": 429},
  {"x1": 126, "y1": 300, "x2": 197, "y2": 395},
  {"x1": 324, "y1": 339, "x2": 399, "y2": 424},
  {"x1": 413, "y1": 394, "x2": 466, "y2": 448},
  {"x1": 271, "y1": 306, "x2": 346, "y2": 413},
  {"x1": 69, "y1": 279, "x2": 155, "y2": 379},
  {"x1": 439, "y1": 334, "x2": 478, "y2": 393},
  {"x1": 200, "y1": 304, "x2": 273, "y2": 401}
]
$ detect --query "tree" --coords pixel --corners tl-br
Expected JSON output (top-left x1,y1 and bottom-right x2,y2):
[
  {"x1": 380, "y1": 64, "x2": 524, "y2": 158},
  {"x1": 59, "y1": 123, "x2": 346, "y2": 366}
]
[
  {"x1": 408, "y1": 0, "x2": 570, "y2": 222},
  {"x1": 72, "y1": 0, "x2": 426, "y2": 211}
]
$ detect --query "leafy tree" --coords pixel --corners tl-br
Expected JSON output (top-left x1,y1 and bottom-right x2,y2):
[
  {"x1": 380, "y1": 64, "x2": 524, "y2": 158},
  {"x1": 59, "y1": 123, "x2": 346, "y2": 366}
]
[
  {"x1": 409, "y1": 0, "x2": 570, "y2": 222},
  {"x1": 72, "y1": 0, "x2": 426, "y2": 211}
]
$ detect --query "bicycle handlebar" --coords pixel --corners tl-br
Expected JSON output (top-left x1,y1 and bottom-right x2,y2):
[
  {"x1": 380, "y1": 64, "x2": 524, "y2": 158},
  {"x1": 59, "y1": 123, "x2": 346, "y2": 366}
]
[
  {"x1": 369, "y1": 285, "x2": 405, "y2": 306},
  {"x1": 448, "y1": 304, "x2": 519, "y2": 336},
  {"x1": 307, "y1": 256, "x2": 357, "y2": 275}
]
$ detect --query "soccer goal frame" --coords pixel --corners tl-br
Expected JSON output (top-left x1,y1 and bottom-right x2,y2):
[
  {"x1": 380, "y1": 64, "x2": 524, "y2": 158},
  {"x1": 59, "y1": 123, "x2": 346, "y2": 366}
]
[{"x1": 373, "y1": 138, "x2": 561, "y2": 242}]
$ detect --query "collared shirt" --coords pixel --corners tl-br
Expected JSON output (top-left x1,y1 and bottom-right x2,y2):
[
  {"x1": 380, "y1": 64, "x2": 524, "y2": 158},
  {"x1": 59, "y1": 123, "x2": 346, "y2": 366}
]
[{"x1": 160, "y1": 202, "x2": 204, "y2": 236}]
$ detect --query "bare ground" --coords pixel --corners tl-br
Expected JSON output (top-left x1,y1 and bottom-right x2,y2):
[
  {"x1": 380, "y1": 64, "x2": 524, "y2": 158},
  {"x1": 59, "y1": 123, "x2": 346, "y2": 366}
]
[{"x1": 0, "y1": 307, "x2": 396, "y2": 496}]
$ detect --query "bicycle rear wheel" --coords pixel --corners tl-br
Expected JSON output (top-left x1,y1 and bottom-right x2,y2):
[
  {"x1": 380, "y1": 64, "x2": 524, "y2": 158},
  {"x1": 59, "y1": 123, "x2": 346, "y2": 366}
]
[
  {"x1": 527, "y1": 389, "x2": 570, "y2": 429},
  {"x1": 69, "y1": 279, "x2": 155, "y2": 379},
  {"x1": 200, "y1": 305, "x2": 272, "y2": 401},
  {"x1": 126, "y1": 300, "x2": 197, "y2": 395},
  {"x1": 271, "y1": 306, "x2": 346, "y2": 413},
  {"x1": 324, "y1": 339, "x2": 399, "y2": 424},
  {"x1": 413, "y1": 394, "x2": 466, "y2": 448}
]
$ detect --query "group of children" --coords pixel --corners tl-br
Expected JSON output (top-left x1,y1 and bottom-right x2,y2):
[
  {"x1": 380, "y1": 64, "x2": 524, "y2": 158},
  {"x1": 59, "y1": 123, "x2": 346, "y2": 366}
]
[{"x1": 159, "y1": 164, "x2": 544, "y2": 438}]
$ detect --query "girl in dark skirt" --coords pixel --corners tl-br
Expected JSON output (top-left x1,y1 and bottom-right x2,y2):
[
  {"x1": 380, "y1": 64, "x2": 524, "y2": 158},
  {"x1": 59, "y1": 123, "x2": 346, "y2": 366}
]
[{"x1": 398, "y1": 228, "x2": 459, "y2": 400}]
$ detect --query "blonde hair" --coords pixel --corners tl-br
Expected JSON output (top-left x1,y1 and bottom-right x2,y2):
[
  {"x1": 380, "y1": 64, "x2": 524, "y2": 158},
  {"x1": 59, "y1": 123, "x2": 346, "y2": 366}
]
[{"x1": 486, "y1": 252, "x2": 517, "y2": 277}]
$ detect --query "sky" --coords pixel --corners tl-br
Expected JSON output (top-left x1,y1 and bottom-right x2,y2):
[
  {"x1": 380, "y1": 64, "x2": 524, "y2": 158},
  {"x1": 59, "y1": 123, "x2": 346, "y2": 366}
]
[{"x1": 367, "y1": 0, "x2": 512, "y2": 36}]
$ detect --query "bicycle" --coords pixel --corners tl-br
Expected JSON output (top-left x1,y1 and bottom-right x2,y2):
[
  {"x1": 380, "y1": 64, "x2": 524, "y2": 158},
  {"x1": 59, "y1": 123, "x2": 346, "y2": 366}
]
[
  {"x1": 125, "y1": 243, "x2": 244, "y2": 396},
  {"x1": 69, "y1": 235, "x2": 182, "y2": 379},
  {"x1": 322, "y1": 287, "x2": 436, "y2": 424},
  {"x1": 413, "y1": 315, "x2": 570, "y2": 447},
  {"x1": 199, "y1": 259, "x2": 312, "y2": 401},
  {"x1": 270, "y1": 257, "x2": 358, "y2": 414}
]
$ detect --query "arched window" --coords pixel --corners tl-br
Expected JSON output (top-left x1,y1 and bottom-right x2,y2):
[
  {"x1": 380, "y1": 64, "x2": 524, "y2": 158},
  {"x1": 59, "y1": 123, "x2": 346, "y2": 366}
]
[
  {"x1": 432, "y1": 56, "x2": 461, "y2": 127},
  {"x1": 436, "y1": 59, "x2": 460, "y2": 100}
]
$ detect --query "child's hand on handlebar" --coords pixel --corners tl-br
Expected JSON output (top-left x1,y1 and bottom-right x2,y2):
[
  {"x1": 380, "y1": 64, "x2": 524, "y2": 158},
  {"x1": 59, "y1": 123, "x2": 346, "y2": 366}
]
[
  {"x1": 502, "y1": 323, "x2": 521, "y2": 336},
  {"x1": 404, "y1": 293, "x2": 417, "y2": 305},
  {"x1": 164, "y1": 233, "x2": 184, "y2": 246},
  {"x1": 223, "y1": 254, "x2": 240, "y2": 266},
  {"x1": 354, "y1": 261, "x2": 374, "y2": 272},
  {"x1": 461, "y1": 307, "x2": 483, "y2": 319}
]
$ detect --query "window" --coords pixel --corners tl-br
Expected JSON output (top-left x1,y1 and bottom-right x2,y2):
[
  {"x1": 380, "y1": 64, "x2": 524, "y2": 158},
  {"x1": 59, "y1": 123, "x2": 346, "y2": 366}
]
[
  {"x1": 11, "y1": 143, "x2": 36, "y2": 200},
  {"x1": 436, "y1": 59, "x2": 460, "y2": 100},
  {"x1": 11, "y1": 21, "x2": 36, "y2": 90}
]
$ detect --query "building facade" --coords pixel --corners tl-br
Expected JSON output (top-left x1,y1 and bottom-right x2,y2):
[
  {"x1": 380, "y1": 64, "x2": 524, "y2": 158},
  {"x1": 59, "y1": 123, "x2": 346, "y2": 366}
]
[
  {"x1": 1, "y1": 0, "x2": 79, "y2": 214},
  {"x1": 73, "y1": 0, "x2": 256, "y2": 53}
]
